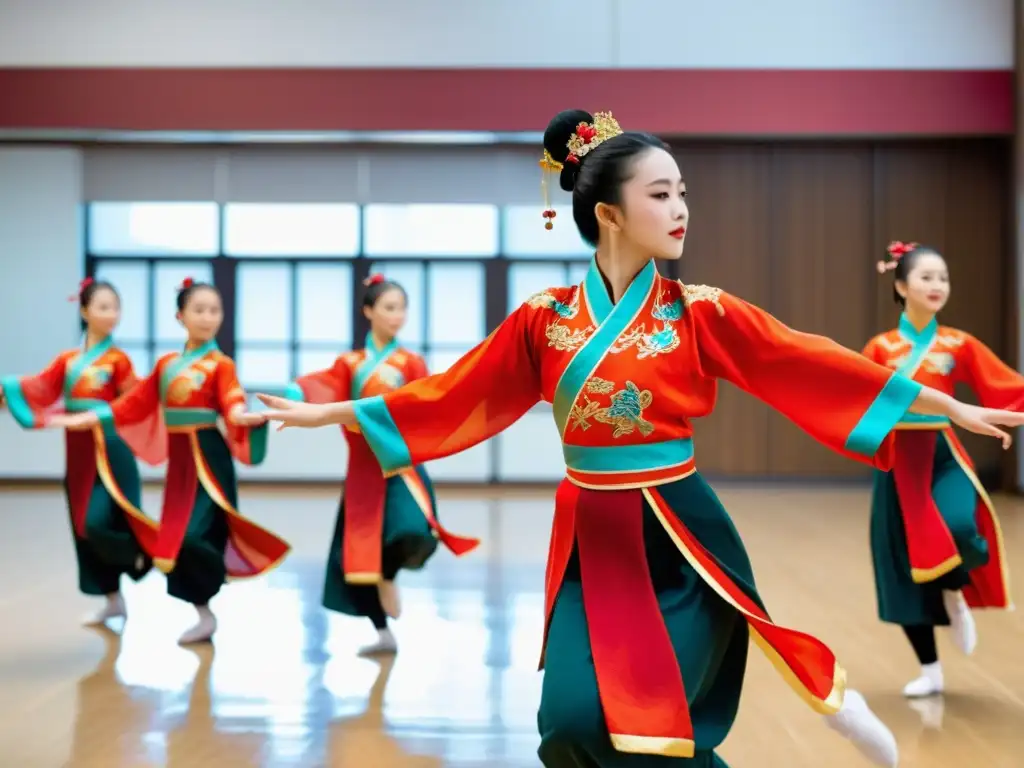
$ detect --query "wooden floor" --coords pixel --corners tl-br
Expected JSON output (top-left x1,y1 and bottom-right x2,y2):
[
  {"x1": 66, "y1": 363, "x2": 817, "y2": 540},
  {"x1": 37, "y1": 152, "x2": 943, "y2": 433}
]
[{"x1": 1, "y1": 482, "x2": 1022, "y2": 767}]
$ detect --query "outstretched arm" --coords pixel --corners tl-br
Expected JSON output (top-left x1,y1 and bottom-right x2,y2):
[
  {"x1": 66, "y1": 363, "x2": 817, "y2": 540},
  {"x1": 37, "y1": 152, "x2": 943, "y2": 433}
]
[
  {"x1": 259, "y1": 304, "x2": 543, "y2": 475},
  {"x1": 956, "y1": 333, "x2": 1024, "y2": 412},
  {"x1": 0, "y1": 353, "x2": 69, "y2": 428},
  {"x1": 688, "y1": 289, "x2": 1024, "y2": 468}
]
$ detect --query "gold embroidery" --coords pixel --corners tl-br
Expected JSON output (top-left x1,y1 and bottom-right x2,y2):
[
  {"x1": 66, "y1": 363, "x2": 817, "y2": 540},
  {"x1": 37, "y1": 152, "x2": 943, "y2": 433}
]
[
  {"x1": 921, "y1": 352, "x2": 956, "y2": 376},
  {"x1": 610, "y1": 326, "x2": 646, "y2": 353},
  {"x1": 546, "y1": 322, "x2": 593, "y2": 351},
  {"x1": 679, "y1": 283, "x2": 725, "y2": 316},
  {"x1": 876, "y1": 336, "x2": 908, "y2": 354},
  {"x1": 166, "y1": 367, "x2": 207, "y2": 405},
  {"x1": 936, "y1": 333, "x2": 964, "y2": 348},
  {"x1": 527, "y1": 286, "x2": 580, "y2": 319},
  {"x1": 79, "y1": 364, "x2": 114, "y2": 393},
  {"x1": 568, "y1": 397, "x2": 602, "y2": 432},
  {"x1": 586, "y1": 378, "x2": 616, "y2": 395},
  {"x1": 608, "y1": 322, "x2": 680, "y2": 359},
  {"x1": 376, "y1": 363, "x2": 405, "y2": 388},
  {"x1": 593, "y1": 381, "x2": 655, "y2": 438}
]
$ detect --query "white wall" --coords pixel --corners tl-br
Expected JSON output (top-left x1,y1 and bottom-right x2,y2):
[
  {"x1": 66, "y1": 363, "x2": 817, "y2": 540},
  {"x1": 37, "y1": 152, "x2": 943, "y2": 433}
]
[
  {"x1": 0, "y1": 0, "x2": 1011, "y2": 69},
  {"x1": 0, "y1": 148, "x2": 84, "y2": 478}
]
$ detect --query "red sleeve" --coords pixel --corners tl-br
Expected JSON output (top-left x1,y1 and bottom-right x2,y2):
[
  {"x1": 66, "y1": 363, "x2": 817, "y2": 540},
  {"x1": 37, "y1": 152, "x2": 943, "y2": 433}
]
[
  {"x1": 99, "y1": 357, "x2": 168, "y2": 466},
  {"x1": 687, "y1": 288, "x2": 922, "y2": 469},
  {"x1": 1, "y1": 352, "x2": 71, "y2": 428},
  {"x1": 214, "y1": 355, "x2": 248, "y2": 416},
  {"x1": 405, "y1": 353, "x2": 429, "y2": 383},
  {"x1": 290, "y1": 356, "x2": 352, "y2": 404},
  {"x1": 112, "y1": 351, "x2": 140, "y2": 395},
  {"x1": 956, "y1": 334, "x2": 1024, "y2": 411},
  {"x1": 351, "y1": 305, "x2": 542, "y2": 475}
]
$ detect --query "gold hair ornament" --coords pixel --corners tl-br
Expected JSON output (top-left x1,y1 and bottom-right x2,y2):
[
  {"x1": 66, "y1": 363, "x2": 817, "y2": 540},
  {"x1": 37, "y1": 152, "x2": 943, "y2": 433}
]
[{"x1": 540, "y1": 111, "x2": 624, "y2": 230}]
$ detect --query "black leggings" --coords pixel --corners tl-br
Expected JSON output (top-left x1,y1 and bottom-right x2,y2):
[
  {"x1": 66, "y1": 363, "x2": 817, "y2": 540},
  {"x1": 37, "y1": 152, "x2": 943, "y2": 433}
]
[
  {"x1": 356, "y1": 552, "x2": 403, "y2": 631},
  {"x1": 902, "y1": 625, "x2": 938, "y2": 665}
]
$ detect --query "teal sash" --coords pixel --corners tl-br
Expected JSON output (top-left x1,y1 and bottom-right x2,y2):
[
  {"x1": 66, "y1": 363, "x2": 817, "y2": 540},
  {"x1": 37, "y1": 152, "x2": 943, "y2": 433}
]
[
  {"x1": 351, "y1": 332, "x2": 401, "y2": 399},
  {"x1": 159, "y1": 340, "x2": 219, "y2": 404},
  {"x1": 552, "y1": 258, "x2": 656, "y2": 437},
  {"x1": 64, "y1": 336, "x2": 114, "y2": 399},
  {"x1": 64, "y1": 397, "x2": 110, "y2": 414},
  {"x1": 164, "y1": 407, "x2": 219, "y2": 428},
  {"x1": 895, "y1": 314, "x2": 948, "y2": 427}
]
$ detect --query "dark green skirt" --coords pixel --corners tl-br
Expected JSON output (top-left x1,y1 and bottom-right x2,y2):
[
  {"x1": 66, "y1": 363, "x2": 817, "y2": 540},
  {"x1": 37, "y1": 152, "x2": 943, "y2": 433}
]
[
  {"x1": 537, "y1": 473, "x2": 766, "y2": 768},
  {"x1": 164, "y1": 429, "x2": 232, "y2": 606},
  {"x1": 870, "y1": 435, "x2": 989, "y2": 626},
  {"x1": 69, "y1": 434, "x2": 151, "y2": 596},
  {"x1": 323, "y1": 465, "x2": 440, "y2": 617}
]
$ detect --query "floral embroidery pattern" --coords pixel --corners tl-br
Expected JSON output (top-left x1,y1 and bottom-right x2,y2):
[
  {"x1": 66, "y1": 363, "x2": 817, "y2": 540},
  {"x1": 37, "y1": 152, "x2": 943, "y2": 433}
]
[
  {"x1": 680, "y1": 283, "x2": 725, "y2": 316},
  {"x1": 569, "y1": 378, "x2": 655, "y2": 438}
]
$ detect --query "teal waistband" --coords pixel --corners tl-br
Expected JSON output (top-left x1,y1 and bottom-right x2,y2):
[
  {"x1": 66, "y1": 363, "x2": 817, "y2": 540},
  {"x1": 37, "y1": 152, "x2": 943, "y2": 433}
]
[
  {"x1": 64, "y1": 398, "x2": 109, "y2": 413},
  {"x1": 164, "y1": 407, "x2": 219, "y2": 427},
  {"x1": 563, "y1": 437, "x2": 694, "y2": 473}
]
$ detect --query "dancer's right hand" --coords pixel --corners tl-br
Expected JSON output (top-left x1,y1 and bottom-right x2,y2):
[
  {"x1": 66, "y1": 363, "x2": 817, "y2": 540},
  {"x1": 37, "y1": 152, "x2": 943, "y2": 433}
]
[
  {"x1": 255, "y1": 394, "x2": 355, "y2": 430},
  {"x1": 46, "y1": 411, "x2": 100, "y2": 431},
  {"x1": 947, "y1": 402, "x2": 1024, "y2": 449}
]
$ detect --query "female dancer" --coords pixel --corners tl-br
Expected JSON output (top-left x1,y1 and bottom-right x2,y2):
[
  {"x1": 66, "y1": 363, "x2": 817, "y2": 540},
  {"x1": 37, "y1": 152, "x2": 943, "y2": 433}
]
[
  {"x1": 254, "y1": 110, "x2": 1024, "y2": 768},
  {"x1": 284, "y1": 274, "x2": 478, "y2": 655},
  {"x1": 864, "y1": 242, "x2": 1019, "y2": 698},
  {"x1": 49, "y1": 279, "x2": 291, "y2": 645},
  {"x1": 0, "y1": 278, "x2": 157, "y2": 626}
]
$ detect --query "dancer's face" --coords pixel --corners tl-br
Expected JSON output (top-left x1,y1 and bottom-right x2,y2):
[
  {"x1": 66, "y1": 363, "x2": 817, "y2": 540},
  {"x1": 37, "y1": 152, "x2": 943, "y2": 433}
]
[
  {"x1": 81, "y1": 286, "x2": 120, "y2": 338},
  {"x1": 897, "y1": 252, "x2": 949, "y2": 315},
  {"x1": 177, "y1": 287, "x2": 223, "y2": 343},
  {"x1": 598, "y1": 147, "x2": 688, "y2": 261},
  {"x1": 364, "y1": 287, "x2": 407, "y2": 340}
]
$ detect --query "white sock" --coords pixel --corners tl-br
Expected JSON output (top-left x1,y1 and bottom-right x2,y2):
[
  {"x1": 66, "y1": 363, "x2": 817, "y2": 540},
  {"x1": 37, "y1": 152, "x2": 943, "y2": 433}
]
[{"x1": 903, "y1": 661, "x2": 944, "y2": 698}]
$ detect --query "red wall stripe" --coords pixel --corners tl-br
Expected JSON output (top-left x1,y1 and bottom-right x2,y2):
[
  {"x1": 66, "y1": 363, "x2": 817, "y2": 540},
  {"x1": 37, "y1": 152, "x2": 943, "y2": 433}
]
[{"x1": 0, "y1": 68, "x2": 1011, "y2": 136}]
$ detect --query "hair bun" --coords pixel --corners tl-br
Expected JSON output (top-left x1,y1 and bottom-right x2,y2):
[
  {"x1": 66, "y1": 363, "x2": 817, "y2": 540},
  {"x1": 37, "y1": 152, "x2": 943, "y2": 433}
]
[{"x1": 544, "y1": 109, "x2": 592, "y2": 192}]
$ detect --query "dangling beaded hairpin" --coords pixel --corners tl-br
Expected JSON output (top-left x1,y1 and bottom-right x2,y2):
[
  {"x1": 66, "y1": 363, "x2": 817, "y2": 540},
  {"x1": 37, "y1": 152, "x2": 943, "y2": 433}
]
[
  {"x1": 877, "y1": 241, "x2": 918, "y2": 274},
  {"x1": 539, "y1": 111, "x2": 623, "y2": 230}
]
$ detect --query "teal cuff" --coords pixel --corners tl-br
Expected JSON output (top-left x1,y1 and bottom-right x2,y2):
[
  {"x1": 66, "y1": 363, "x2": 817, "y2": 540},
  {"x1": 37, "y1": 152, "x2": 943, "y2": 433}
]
[
  {"x1": 352, "y1": 395, "x2": 413, "y2": 474},
  {"x1": 249, "y1": 421, "x2": 269, "y2": 466},
  {"x1": 845, "y1": 373, "x2": 923, "y2": 456},
  {"x1": 283, "y1": 381, "x2": 305, "y2": 402},
  {"x1": 0, "y1": 375, "x2": 37, "y2": 429}
]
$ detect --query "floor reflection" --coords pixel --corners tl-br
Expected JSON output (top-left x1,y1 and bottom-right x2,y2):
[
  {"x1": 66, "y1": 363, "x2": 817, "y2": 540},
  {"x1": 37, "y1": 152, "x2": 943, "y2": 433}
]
[{"x1": 3, "y1": 486, "x2": 1022, "y2": 767}]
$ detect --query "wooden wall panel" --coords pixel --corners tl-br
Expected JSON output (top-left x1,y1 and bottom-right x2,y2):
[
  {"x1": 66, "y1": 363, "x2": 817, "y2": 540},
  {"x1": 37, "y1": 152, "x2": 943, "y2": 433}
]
[
  {"x1": 766, "y1": 144, "x2": 876, "y2": 477},
  {"x1": 665, "y1": 138, "x2": 1012, "y2": 481},
  {"x1": 676, "y1": 144, "x2": 773, "y2": 476}
]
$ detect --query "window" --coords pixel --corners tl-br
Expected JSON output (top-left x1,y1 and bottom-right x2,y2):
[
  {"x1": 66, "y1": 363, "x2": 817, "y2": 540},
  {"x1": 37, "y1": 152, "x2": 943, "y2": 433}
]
[
  {"x1": 502, "y1": 205, "x2": 591, "y2": 258},
  {"x1": 88, "y1": 202, "x2": 219, "y2": 257},
  {"x1": 223, "y1": 203, "x2": 360, "y2": 257},
  {"x1": 296, "y1": 263, "x2": 354, "y2": 374},
  {"x1": 426, "y1": 263, "x2": 485, "y2": 373},
  {"x1": 235, "y1": 263, "x2": 293, "y2": 389},
  {"x1": 363, "y1": 204, "x2": 499, "y2": 257}
]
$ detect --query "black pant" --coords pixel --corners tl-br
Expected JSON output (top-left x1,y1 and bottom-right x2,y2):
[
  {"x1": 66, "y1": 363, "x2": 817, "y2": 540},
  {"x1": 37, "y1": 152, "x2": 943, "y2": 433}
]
[
  {"x1": 901, "y1": 571, "x2": 966, "y2": 665},
  {"x1": 353, "y1": 550, "x2": 403, "y2": 630}
]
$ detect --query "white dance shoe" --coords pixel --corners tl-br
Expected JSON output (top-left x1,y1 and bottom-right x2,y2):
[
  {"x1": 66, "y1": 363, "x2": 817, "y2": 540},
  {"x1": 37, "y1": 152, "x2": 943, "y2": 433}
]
[
  {"x1": 82, "y1": 592, "x2": 126, "y2": 626},
  {"x1": 178, "y1": 605, "x2": 217, "y2": 645},
  {"x1": 358, "y1": 628, "x2": 398, "y2": 656},
  {"x1": 942, "y1": 590, "x2": 977, "y2": 655},
  {"x1": 824, "y1": 689, "x2": 900, "y2": 767},
  {"x1": 902, "y1": 662, "x2": 944, "y2": 698}
]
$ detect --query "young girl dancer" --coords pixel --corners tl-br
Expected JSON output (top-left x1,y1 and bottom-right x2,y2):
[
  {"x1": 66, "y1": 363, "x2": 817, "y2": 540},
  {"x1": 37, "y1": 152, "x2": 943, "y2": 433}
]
[
  {"x1": 1, "y1": 279, "x2": 157, "y2": 625},
  {"x1": 255, "y1": 110, "x2": 1024, "y2": 768},
  {"x1": 285, "y1": 274, "x2": 478, "y2": 655},
  {"x1": 49, "y1": 279, "x2": 291, "y2": 645},
  {"x1": 863, "y1": 242, "x2": 1019, "y2": 698}
]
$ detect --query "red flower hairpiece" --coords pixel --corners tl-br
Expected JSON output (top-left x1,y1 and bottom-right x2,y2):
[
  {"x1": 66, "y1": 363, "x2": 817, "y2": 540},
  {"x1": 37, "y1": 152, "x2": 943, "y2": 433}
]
[
  {"x1": 876, "y1": 240, "x2": 918, "y2": 274},
  {"x1": 68, "y1": 277, "x2": 94, "y2": 302},
  {"x1": 180, "y1": 277, "x2": 194, "y2": 290},
  {"x1": 363, "y1": 273, "x2": 386, "y2": 287}
]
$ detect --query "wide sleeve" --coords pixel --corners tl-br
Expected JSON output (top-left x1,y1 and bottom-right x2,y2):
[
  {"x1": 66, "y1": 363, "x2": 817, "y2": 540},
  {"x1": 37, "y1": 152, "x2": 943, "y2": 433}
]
[
  {"x1": 0, "y1": 353, "x2": 70, "y2": 429},
  {"x1": 97, "y1": 360, "x2": 168, "y2": 466},
  {"x1": 688, "y1": 290, "x2": 922, "y2": 469},
  {"x1": 112, "y1": 351, "x2": 140, "y2": 395},
  {"x1": 285, "y1": 356, "x2": 352, "y2": 404},
  {"x1": 955, "y1": 334, "x2": 1024, "y2": 411},
  {"x1": 215, "y1": 356, "x2": 268, "y2": 466},
  {"x1": 352, "y1": 304, "x2": 542, "y2": 475}
]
